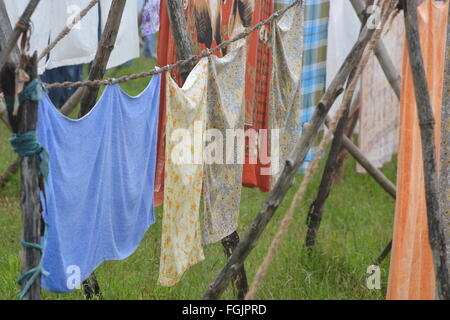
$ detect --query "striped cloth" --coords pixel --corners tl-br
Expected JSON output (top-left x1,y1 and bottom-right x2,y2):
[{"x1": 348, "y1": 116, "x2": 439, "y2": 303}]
[{"x1": 276, "y1": 0, "x2": 330, "y2": 173}]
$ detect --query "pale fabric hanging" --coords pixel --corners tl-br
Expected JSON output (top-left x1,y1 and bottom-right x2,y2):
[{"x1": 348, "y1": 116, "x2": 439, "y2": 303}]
[
  {"x1": 357, "y1": 13, "x2": 405, "y2": 173},
  {"x1": 387, "y1": 0, "x2": 449, "y2": 300},
  {"x1": 100, "y1": 0, "x2": 140, "y2": 69},
  {"x1": 5, "y1": 0, "x2": 51, "y2": 74},
  {"x1": 158, "y1": 59, "x2": 208, "y2": 287},
  {"x1": 203, "y1": 42, "x2": 246, "y2": 244},
  {"x1": 269, "y1": 3, "x2": 304, "y2": 186},
  {"x1": 46, "y1": 0, "x2": 99, "y2": 70},
  {"x1": 325, "y1": 0, "x2": 360, "y2": 118}
]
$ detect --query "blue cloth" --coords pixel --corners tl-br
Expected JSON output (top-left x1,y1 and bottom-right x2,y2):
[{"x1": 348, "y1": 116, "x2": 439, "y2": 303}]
[
  {"x1": 41, "y1": 65, "x2": 83, "y2": 109},
  {"x1": 36, "y1": 74, "x2": 161, "y2": 293}
]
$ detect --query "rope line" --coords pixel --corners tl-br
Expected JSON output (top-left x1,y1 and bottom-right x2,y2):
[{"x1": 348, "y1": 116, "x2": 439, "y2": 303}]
[
  {"x1": 43, "y1": 0, "x2": 303, "y2": 90},
  {"x1": 244, "y1": 0, "x2": 398, "y2": 300},
  {"x1": 37, "y1": 0, "x2": 100, "y2": 62}
]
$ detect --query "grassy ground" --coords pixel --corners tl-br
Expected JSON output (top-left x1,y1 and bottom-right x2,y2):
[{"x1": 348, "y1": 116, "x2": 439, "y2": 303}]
[{"x1": 0, "y1": 57, "x2": 396, "y2": 300}]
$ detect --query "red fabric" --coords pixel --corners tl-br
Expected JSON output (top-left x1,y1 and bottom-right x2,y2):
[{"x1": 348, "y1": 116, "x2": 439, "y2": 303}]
[{"x1": 154, "y1": 0, "x2": 274, "y2": 206}]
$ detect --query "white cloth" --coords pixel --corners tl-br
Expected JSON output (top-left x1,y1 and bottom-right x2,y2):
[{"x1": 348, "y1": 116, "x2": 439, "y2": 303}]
[
  {"x1": 5, "y1": 0, "x2": 50, "y2": 74},
  {"x1": 100, "y1": 0, "x2": 140, "y2": 69},
  {"x1": 5, "y1": 0, "x2": 140, "y2": 72},
  {"x1": 46, "y1": 0, "x2": 100, "y2": 69},
  {"x1": 325, "y1": 0, "x2": 361, "y2": 117}
]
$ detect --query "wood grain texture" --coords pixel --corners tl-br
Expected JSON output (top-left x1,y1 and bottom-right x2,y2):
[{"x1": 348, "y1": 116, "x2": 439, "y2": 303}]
[
  {"x1": 78, "y1": 0, "x2": 127, "y2": 117},
  {"x1": 203, "y1": 2, "x2": 387, "y2": 299},
  {"x1": 403, "y1": 0, "x2": 450, "y2": 300}
]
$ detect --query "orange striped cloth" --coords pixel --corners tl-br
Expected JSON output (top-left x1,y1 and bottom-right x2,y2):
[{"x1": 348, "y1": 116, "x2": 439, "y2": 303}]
[{"x1": 387, "y1": 0, "x2": 449, "y2": 300}]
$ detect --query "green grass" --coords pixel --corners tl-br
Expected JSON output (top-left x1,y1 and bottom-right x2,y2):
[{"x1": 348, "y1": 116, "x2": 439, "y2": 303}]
[{"x1": 0, "y1": 57, "x2": 396, "y2": 300}]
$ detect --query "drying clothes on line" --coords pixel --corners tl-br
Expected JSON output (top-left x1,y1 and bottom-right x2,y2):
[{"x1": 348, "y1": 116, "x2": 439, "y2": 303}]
[
  {"x1": 298, "y1": 0, "x2": 329, "y2": 173},
  {"x1": 5, "y1": 0, "x2": 51, "y2": 74},
  {"x1": 40, "y1": 64, "x2": 83, "y2": 109},
  {"x1": 155, "y1": 0, "x2": 274, "y2": 206},
  {"x1": 357, "y1": 12, "x2": 404, "y2": 173},
  {"x1": 267, "y1": 0, "x2": 330, "y2": 174},
  {"x1": 387, "y1": 0, "x2": 449, "y2": 300},
  {"x1": 45, "y1": 0, "x2": 99, "y2": 70},
  {"x1": 241, "y1": 0, "x2": 273, "y2": 193},
  {"x1": 203, "y1": 43, "x2": 246, "y2": 245},
  {"x1": 159, "y1": 59, "x2": 208, "y2": 287},
  {"x1": 4, "y1": 0, "x2": 139, "y2": 73},
  {"x1": 140, "y1": 0, "x2": 160, "y2": 36},
  {"x1": 100, "y1": 0, "x2": 140, "y2": 69},
  {"x1": 37, "y1": 74, "x2": 161, "y2": 293},
  {"x1": 269, "y1": 3, "x2": 304, "y2": 186},
  {"x1": 138, "y1": 0, "x2": 159, "y2": 59},
  {"x1": 325, "y1": 0, "x2": 361, "y2": 117}
]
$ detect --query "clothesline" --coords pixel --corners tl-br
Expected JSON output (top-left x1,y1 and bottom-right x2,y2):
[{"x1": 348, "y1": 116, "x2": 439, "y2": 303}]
[{"x1": 43, "y1": 0, "x2": 303, "y2": 90}]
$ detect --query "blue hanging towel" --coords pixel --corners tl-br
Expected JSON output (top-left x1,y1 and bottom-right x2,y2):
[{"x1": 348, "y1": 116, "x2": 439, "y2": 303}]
[{"x1": 36, "y1": 74, "x2": 161, "y2": 293}]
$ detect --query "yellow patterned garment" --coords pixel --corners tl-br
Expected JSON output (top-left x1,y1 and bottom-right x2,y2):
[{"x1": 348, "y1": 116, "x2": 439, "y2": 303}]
[
  {"x1": 158, "y1": 59, "x2": 208, "y2": 287},
  {"x1": 269, "y1": 3, "x2": 304, "y2": 186},
  {"x1": 203, "y1": 42, "x2": 247, "y2": 244}
]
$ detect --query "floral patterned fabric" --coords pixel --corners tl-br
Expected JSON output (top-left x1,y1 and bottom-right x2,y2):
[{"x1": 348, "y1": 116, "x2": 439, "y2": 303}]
[
  {"x1": 269, "y1": 3, "x2": 304, "y2": 185},
  {"x1": 141, "y1": 0, "x2": 160, "y2": 36},
  {"x1": 203, "y1": 43, "x2": 247, "y2": 244},
  {"x1": 158, "y1": 59, "x2": 208, "y2": 287}
]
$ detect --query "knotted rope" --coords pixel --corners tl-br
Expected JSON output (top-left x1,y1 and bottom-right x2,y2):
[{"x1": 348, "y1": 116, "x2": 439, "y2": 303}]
[{"x1": 16, "y1": 223, "x2": 50, "y2": 300}]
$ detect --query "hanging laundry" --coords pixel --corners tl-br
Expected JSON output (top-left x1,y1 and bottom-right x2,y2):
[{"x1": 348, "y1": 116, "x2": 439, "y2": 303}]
[
  {"x1": 5, "y1": 0, "x2": 51, "y2": 74},
  {"x1": 5, "y1": 0, "x2": 139, "y2": 73},
  {"x1": 37, "y1": 75, "x2": 161, "y2": 293},
  {"x1": 100, "y1": 0, "x2": 140, "y2": 69},
  {"x1": 46, "y1": 0, "x2": 99, "y2": 70},
  {"x1": 203, "y1": 43, "x2": 246, "y2": 245},
  {"x1": 140, "y1": 0, "x2": 160, "y2": 36},
  {"x1": 357, "y1": 13, "x2": 405, "y2": 173},
  {"x1": 325, "y1": 0, "x2": 361, "y2": 117},
  {"x1": 159, "y1": 59, "x2": 208, "y2": 287},
  {"x1": 40, "y1": 64, "x2": 83, "y2": 109},
  {"x1": 298, "y1": 0, "x2": 329, "y2": 173},
  {"x1": 139, "y1": 0, "x2": 160, "y2": 59},
  {"x1": 271, "y1": 0, "x2": 330, "y2": 174},
  {"x1": 387, "y1": 0, "x2": 449, "y2": 300},
  {"x1": 269, "y1": 3, "x2": 304, "y2": 185},
  {"x1": 155, "y1": 0, "x2": 274, "y2": 205}
]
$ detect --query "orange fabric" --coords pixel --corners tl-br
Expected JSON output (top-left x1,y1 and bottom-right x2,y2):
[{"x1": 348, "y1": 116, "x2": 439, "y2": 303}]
[
  {"x1": 155, "y1": 0, "x2": 273, "y2": 205},
  {"x1": 387, "y1": 0, "x2": 448, "y2": 300}
]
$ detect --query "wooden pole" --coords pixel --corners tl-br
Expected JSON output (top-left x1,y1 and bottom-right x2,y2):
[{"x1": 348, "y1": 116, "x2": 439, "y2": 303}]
[
  {"x1": 0, "y1": 0, "x2": 40, "y2": 72},
  {"x1": 403, "y1": 0, "x2": 450, "y2": 300},
  {"x1": 203, "y1": 3, "x2": 388, "y2": 298},
  {"x1": 0, "y1": 0, "x2": 20, "y2": 64},
  {"x1": 1, "y1": 53, "x2": 42, "y2": 299},
  {"x1": 350, "y1": 0, "x2": 401, "y2": 98},
  {"x1": 305, "y1": 69, "x2": 357, "y2": 249},
  {"x1": 165, "y1": 0, "x2": 196, "y2": 81},
  {"x1": 165, "y1": 0, "x2": 249, "y2": 299},
  {"x1": 78, "y1": 0, "x2": 127, "y2": 118},
  {"x1": 440, "y1": 3, "x2": 450, "y2": 275}
]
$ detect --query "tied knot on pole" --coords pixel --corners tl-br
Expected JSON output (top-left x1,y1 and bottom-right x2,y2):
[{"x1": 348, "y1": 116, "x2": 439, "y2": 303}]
[
  {"x1": 16, "y1": 223, "x2": 50, "y2": 300},
  {"x1": 9, "y1": 131, "x2": 49, "y2": 179}
]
